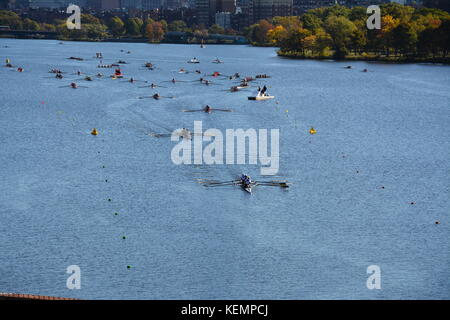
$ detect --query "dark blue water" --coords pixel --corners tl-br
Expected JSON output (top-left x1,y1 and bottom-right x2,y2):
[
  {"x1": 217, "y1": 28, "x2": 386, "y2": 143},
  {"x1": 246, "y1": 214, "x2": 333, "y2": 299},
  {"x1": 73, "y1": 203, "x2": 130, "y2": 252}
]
[{"x1": 1, "y1": 39, "x2": 449, "y2": 299}]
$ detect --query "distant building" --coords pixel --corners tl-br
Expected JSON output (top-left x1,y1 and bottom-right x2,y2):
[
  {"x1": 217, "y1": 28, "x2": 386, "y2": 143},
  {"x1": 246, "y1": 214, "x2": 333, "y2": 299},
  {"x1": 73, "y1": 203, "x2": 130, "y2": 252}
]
[
  {"x1": 120, "y1": 0, "x2": 142, "y2": 9},
  {"x1": 160, "y1": 0, "x2": 179, "y2": 9},
  {"x1": 251, "y1": 0, "x2": 292, "y2": 23},
  {"x1": 215, "y1": 11, "x2": 231, "y2": 28},
  {"x1": 141, "y1": 0, "x2": 163, "y2": 10},
  {"x1": 422, "y1": 0, "x2": 450, "y2": 12},
  {"x1": 89, "y1": 0, "x2": 121, "y2": 10},
  {"x1": 28, "y1": 0, "x2": 87, "y2": 8},
  {"x1": 217, "y1": 0, "x2": 236, "y2": 12},
  {"x1": 195, "y1": 0, "x2": 210, "y2": 25}
]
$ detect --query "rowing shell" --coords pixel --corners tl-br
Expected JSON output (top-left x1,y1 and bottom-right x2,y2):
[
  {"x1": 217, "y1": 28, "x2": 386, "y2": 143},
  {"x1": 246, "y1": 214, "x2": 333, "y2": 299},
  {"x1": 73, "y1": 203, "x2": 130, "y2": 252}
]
[
  {"x1": 248, "y1": 95, "x2": 275, "y2": 101},
  {"x1": 242, "y1": 184, "x2": 252, "y2": 193}
]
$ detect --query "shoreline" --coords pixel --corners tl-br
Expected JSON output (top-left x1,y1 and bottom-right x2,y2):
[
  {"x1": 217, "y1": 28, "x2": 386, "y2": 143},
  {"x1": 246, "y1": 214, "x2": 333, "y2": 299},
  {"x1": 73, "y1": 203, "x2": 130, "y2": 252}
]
[{"x1": 277, "y1": 50, "x2": 450, "y2": 65}]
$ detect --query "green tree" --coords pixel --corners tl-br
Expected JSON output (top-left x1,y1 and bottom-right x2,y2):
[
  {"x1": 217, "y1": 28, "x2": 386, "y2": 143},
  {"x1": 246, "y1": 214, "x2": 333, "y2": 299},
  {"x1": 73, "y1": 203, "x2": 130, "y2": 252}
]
[
  {"x1": 168, "y1": 20, "x2": 187, "y2": 32},
  {"x1": 23, "y1": 18, "x2": 40, "y2": 31},
  {"x1": 324, "y1": 15, "x2": 357, "y2": 58},
  {"x1": 436, "y1": 19, "x2": 450, "y2": 57},
  {"x1": 301, "y1": 13, "x2": 322, "y2": 32},
  {"x1": 350, "y1": 26, "x2": 367, "y2": 55},
  {"x1": 208, "y1": 24, "x2": 225, "y2": 34},
  {"x1": 280, "y1": 27, "x2": 311, "y2": 54},
  {"x1": 159, "y1": 19, "x2": 168, "y2": 32},
  {"x1": 392, "y1": 23, "x2": 418, "y2": 56},
  {"x1": 108, "y1": 16, "x2": 125, "y2": 37},
  {"x1": 81, "y1": 14, "x2": 101, "y2": 25},
  {"x1": 418, "y1": 27, "x2": 441, "y2": 57},
  {"x1": 0, "y1": 10, "x2": 22, "y2": 29},
  {"x1": 125, "y1": 18, "x2": 140, "y2": 36}
]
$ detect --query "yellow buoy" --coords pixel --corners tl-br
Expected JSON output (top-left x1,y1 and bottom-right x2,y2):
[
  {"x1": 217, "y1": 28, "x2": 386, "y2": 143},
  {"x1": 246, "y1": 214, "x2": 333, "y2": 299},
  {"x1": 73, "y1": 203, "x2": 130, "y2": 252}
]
[
  {"x1": 6, "y1": 58, "x2": 10, "y2": 64},
  {"x1": 309, "y1": 127, "x2": 317, "y2": 135},
  {"x1": 91, "y1": 128, "x2": 98, "y2": 135}
]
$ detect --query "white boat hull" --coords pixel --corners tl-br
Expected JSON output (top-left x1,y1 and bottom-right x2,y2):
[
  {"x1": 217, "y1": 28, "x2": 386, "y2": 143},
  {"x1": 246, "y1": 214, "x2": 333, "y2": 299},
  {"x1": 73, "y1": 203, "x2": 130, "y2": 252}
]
[{"x1": 248, "y1": 95, "x2": 275, "y2": 101}]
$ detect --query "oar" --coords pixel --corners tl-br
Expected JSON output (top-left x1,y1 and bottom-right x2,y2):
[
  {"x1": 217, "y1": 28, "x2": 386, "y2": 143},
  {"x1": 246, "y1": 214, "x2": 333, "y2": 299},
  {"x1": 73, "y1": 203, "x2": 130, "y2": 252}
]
[
  {"x1": 148, "y1": 133, "x2": 171, "y2": 138},
  {"x1": 205, "y1": 180, "x2": 240, "y2": 185},
  {"x1": 139, "y1": 84, "x2": 167, "y2": 88},
  {"x1": 214, "y1": 109, "x2": 233, "y2": 112},
  {"x1": 139, "y1": 95, "x2": 175, "y2": 99},
  {"x1": 121, "y1": 79, "x2": 147, "y2": 83},
  {"x1": 256, "y1": 182, "x2": 290, "y2": 188},
  {"x1": 204, "y1": 183, "x2": 237, "y2": 188}
]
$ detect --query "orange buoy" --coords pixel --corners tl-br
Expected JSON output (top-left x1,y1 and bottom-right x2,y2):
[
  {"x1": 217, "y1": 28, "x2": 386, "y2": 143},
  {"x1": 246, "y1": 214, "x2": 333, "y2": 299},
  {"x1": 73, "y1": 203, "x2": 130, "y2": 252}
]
[
  {"x1": 91, "y1": 128, "x2": 98, "y2": 136},
  {"x1": 309, "y1": 127, "x2": 317, "y2": 135}
]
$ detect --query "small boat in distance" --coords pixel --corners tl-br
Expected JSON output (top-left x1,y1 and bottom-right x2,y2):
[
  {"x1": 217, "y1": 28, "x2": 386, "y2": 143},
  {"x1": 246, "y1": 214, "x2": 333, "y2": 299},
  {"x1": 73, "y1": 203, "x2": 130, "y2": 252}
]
[
  {"x1": 188, "y1": 57, "x2": 200, "y2": 64},
  {"x1": 212, "y1": 58, "x2": 223, "y2": 64}
]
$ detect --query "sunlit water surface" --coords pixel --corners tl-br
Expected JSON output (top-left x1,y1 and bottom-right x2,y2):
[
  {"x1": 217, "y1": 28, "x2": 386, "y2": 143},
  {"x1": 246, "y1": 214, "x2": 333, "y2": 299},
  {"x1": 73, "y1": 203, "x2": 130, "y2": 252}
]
[{"x1": 1, "y1": 39, "x2": 449, "y2": 299}]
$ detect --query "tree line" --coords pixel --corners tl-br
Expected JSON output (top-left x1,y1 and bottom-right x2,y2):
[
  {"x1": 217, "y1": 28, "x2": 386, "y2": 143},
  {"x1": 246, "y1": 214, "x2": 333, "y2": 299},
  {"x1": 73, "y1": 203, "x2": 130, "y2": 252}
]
[
  {"x1": 0, "y1": 10, "x2": 236, "y2": 42},
  {"x1": 246, "y1": 3, "x2": 450, "y2": 61}
]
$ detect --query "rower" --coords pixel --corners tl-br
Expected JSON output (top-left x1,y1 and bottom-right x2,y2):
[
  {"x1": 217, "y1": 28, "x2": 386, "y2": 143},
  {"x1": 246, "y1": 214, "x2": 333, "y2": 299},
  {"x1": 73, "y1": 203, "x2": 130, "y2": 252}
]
[
  {"x1": 85, "y1": 76, "x2": 92, "y2": 81},
  {"x1": 180, "y1": 128, "x2": 191, "y2": 139},
  {"x1": 56, "y1": 73, "x2": 63, "y2": 79},
  {"x1": 6, "y1": 58, "x2": 10, "y2": 64},
  {"x1": 204, "y1": 105, "x2": 212, "y2": 113},
  {"x1": 261, "y1": 85, "x2": 267, "y2": 96},
  {"x1": 77, "y1": 70, "x2": 81, "y2": 76},
  {"x1": 153, "y1": 93, "x2": 160, "y2": 100},
  {"x1": 17, "y1": 67, "x2": 23, "y2": 72},
  {"x1": 129, "y1": 77, "x2": 135, "y2": 83},
  {"x1": 241, "y1": 174, "x2": 251, "y2": 186},
  {"x1": 150, "y1": 83, "x2": 156, "y2": 88},
  {"x1": 70, "y1": 82, "x2": 77, "y2": 89},
  {"x1": 171, "y1": 78, "x2": 176, "y2": 83}
]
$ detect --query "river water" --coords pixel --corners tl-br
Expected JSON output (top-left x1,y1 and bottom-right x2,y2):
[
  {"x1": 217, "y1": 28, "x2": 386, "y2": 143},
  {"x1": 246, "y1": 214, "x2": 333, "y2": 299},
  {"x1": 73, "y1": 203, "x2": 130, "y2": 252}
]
[{"x1": 0, "y1": 39, "x2": 449, "y2": 299}]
